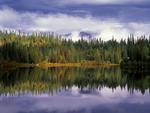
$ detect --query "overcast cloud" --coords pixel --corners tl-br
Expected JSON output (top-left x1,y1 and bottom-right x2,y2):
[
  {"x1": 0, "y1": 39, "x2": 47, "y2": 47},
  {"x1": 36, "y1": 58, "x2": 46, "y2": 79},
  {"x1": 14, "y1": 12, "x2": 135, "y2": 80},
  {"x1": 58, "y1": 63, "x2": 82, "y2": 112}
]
[
  {"x1": 57, "y1": 0, "x2": 148, "y2": 5},
  {"x1": 0, "y1": 0, "x2": 150, "y2": 40}
]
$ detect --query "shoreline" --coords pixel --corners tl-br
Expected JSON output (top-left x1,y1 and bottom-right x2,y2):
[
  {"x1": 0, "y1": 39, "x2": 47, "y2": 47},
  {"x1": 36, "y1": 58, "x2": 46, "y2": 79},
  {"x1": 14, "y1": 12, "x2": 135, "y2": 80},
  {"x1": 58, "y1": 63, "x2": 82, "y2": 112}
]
[{"x1": 0, "y1": 62, "x2": 119, "y2": 68}]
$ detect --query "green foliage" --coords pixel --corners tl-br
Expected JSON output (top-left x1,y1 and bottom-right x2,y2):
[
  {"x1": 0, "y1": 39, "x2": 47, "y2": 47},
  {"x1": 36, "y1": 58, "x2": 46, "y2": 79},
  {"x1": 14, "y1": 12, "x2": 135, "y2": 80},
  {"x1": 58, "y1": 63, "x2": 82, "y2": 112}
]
[{"x1": 0, "y1": 31, "x2": 150, "y2": 64}]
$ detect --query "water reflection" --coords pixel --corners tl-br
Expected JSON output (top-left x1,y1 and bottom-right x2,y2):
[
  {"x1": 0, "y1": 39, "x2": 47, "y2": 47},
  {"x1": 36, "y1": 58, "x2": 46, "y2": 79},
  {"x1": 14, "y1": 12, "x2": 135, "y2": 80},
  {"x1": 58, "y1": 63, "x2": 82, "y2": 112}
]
[
  {"x1": 0, "y1": 67, "x2": 150, "y2": 113},
  {"x1": 0, "y1": 67, "x2": 150, "y2": 95}
]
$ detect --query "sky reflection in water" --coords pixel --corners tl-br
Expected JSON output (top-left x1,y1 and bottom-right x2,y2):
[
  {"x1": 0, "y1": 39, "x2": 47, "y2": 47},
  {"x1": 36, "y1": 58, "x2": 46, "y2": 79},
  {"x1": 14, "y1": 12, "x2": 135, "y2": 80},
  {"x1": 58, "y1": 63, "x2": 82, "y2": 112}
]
[
  {"x1": 0, "y1": 86, "x2": 150, "y2": 113},
  {"x1": 0, "y1": 67, "x2": 150, "y2": 113}
]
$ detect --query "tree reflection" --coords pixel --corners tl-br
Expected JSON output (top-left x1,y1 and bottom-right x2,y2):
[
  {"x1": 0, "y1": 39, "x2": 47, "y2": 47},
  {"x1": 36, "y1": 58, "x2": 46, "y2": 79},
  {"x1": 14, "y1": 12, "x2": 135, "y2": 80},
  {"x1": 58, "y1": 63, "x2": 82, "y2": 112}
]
[{"x1": 0, "y1": 67, "x2": 150, "y2": 95}]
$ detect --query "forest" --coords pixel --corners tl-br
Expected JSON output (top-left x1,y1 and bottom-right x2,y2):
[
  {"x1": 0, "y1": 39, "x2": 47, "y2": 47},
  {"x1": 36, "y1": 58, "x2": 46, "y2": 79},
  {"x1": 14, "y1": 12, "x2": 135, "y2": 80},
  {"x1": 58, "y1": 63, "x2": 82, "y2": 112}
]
[{"x1": 0, "y1": 30, "x2": 150, "y2": 66}]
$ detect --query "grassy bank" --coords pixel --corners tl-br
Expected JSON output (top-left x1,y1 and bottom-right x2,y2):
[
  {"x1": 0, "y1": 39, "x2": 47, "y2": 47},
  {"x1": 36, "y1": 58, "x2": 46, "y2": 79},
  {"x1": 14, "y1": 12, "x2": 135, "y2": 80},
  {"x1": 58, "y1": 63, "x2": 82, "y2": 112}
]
[
  {"x1": 0, "y1": 61, "x2": 119, "y2": 69},
  {"x1": 38, "y1": 62, "x2": 119, "y2": 68}
]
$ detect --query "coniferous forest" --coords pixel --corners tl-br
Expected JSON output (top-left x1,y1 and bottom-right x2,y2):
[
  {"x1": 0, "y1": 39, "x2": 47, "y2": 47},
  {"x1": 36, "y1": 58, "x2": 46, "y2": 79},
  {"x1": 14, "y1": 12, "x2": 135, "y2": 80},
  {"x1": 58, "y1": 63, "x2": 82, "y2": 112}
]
[{"x1": 0, "y1": 31, "x2": 150, "y2": 67}]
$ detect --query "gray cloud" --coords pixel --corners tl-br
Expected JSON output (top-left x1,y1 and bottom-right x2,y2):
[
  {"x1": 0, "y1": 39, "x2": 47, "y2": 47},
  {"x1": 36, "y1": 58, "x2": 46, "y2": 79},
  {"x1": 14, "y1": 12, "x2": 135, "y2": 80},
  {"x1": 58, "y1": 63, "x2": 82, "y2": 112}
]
[
  {"x1": 58, "y1": 0, "x2": 148, "y2": 5},
  {"x1": 0, "y1": 7, "x2": 150, "y2": 41}
]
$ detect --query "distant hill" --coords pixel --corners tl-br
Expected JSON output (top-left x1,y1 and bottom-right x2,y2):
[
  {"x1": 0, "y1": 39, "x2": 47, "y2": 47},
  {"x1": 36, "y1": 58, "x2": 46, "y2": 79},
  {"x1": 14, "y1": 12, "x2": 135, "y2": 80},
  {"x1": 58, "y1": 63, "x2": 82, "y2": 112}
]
[{"x1": 61, "y1": 31, "x2": 100, "y2": 41}]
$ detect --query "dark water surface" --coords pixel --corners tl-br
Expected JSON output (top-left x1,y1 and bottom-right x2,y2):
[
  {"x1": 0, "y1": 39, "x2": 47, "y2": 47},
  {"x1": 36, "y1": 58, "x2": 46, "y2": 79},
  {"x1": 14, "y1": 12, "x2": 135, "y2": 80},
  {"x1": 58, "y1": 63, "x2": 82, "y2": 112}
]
[{"x1": 0, "y1": 67, "x2": 150, "y2": 113}]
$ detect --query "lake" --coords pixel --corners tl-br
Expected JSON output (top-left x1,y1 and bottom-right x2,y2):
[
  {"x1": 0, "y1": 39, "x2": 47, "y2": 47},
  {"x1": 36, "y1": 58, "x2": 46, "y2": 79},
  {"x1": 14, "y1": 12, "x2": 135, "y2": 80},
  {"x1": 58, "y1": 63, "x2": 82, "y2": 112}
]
[{"x1": 0, "y1": 67, "x2": 150, "y2": 113}]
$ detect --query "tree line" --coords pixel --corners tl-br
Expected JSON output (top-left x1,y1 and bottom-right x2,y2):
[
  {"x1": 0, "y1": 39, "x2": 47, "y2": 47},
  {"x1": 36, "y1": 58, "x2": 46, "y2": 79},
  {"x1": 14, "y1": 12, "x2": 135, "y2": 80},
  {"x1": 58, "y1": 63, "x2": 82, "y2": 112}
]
[{"x1": 0, "y1": 31, "x2": 150, "y2": 64}]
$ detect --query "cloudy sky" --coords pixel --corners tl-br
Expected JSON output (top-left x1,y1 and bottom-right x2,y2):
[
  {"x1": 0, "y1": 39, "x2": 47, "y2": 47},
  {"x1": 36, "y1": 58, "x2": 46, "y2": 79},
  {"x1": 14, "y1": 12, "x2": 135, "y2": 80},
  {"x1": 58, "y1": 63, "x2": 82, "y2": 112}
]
[{"x1": 0, "y1": 0, "x2": 150, "y2": 40}]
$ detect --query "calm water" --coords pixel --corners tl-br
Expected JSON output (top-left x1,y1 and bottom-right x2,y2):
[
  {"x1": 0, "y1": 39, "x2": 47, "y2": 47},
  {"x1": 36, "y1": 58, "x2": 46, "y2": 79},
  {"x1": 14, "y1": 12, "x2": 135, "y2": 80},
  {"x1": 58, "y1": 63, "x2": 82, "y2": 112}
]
[{"x1": 0, "y1": 67, "x2": 150, "y2": 113}]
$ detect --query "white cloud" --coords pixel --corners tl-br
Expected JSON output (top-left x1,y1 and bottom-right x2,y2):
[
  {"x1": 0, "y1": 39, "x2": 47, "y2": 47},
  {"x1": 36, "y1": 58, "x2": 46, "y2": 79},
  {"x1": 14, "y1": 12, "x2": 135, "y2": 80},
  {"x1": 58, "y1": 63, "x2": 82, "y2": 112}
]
[
  {"x1": 0, "y1": 7, "x2": 150, "y2": 41},
  {"x1": 0, "y1": 7, "x2": 19, "y2": 26}
]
